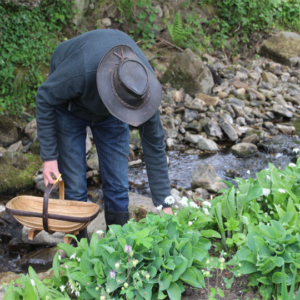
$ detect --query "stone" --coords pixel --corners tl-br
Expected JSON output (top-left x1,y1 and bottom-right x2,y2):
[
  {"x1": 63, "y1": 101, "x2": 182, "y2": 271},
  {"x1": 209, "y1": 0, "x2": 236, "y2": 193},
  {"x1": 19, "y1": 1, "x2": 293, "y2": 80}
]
[
  {"x1": 166, "y1": 138, "x2": 175, "y2": 148},
  {"x1": 231, "y1": 143, "x2": 258, "y2": 158},
  {"x1": 183, "y1": 108, "x2": 198, "y2": 123},
  {"x1": 2, "y1": 151, "x2": 28, "y2": 170},
  {"x1": 185, "y1": 132, "x2": 202, "y2": 144},
  {"x1": 236, "y1": 117, "x2": 246, "y2": 126},
  {"x1": 271, "y1": 104, "x2": 293, "y2": 118},
  {"x1": 261, "y1": 71, "x2": 279, "y2": 87},
  {"x1": 86, "y1": 133, "x2": 92, "y2": 154},
  {"x1": 87, "y1": 153, "x2": 99, "y2": 170},
  {"x1": 226, "y1": 97, "x2": 245, "y2": 108},
  {"x1": 202, "y1": 54, "x2": 216, "y2": 64},
  {"x1": 269, "y1": 63, "x2": 282, "y2": 75},
  {"x1": 185, "y1": 120, "x2": 202, "y2": 133},
  {"x1": 274, "y1": 94, "x2": 288, "y2": 106},
  {"x1": 101, "y1": 17, "x2": 111, "y2": 27},
  {"x1": 128, "y1": 159, "x2": 142, "y2": 167},
  {"x1": 219, "y1": 119, "x2": 239, "y2": 142},
  {"x1": 184, "y1": 98, "x2": 207, "y2": 112},
  {"x1": 224, "y1": 169, "x2": 241, "y2": 178},
  {"x1": 161, "y1": 116, "x2": 178, "y2": 139},
  {"x1": 217, "y1": 91, "x2": 228, "y2": 99},
  {"x1": 203, "y1": 120, "x2": 223, "y2": 140},
  {"x1": 197, "y1": 137, "x2": 218, "y2": 151},
  {"x1": 242, "y1": 133, "x2": 260, "y2": 144},
  {"x1": 235, "y1": 71, "x2": 248, "y2": 80},
  {"x1": 276, "y1": 124, "x2": 295, "y2": 135},
  {"x1": 194, "y1": 188, "x2": 210, "y2": 200},
  {"x1": 161, "y1": 48, "x2": 214, "y2": 95},
  {"x1": 248, "y1": 88, "x2": 266, "y2": 101},
  {"x1": 233, "y1": 81, "x2": 248, "y2": 89},
  {"x1": 236, "y1": 88, "x2": 246, "y2": 95},
  {"x1": 0, "y1": 116, "x2": 18, "y2": 147},
  {"x1": 249, "y1": 72, "x2": 261, "y2": 82},
  {"x1": 7, "y1": 141, "x2": 23, "y2": 152},
  {"x1": 191, "y1": 163, "x2": 227, "y2": 192},
  {"x1": 196, "y1": 93, "x2": 219, "y2": 107},
  {"x1": 72, "y1": 0, "x2": 90, "y2": 26},
  {"x1": 281, "y1": 72, "x2": 290, "y2": 82},
  {"x1": 25, "y1": 118, "x2": 37, "y2": 140},
  {"x1": 260, "y1": 32, "x2": 300, "y2": 66}
]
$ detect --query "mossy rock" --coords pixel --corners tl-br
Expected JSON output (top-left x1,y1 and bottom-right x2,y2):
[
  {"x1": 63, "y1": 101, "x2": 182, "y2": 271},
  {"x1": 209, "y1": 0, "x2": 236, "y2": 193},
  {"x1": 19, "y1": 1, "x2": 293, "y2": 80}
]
[
  {"x1": 259, "y1": 32, "x2": 300, "y2": 66},
  {"x1": 0, "y1": 154, "x2": 42, "y2": 194}
]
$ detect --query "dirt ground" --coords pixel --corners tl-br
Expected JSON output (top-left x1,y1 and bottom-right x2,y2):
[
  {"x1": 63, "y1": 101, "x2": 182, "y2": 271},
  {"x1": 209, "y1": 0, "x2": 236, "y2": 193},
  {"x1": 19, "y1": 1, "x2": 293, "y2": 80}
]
[{"x1": 181, "y1": 273, "x2": 261, "y2": 300}]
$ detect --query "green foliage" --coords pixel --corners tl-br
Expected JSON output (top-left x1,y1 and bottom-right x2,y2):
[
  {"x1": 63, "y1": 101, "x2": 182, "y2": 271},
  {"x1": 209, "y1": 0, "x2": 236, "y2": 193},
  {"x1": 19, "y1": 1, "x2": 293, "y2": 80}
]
[
  {"x1": 0, "y1": 1, "x2": 75, "y2": 115},
  {"x1": 200, "y1": 0, "x2": 300, "y2": 54},
  {"x1": 168, "y1": 13, "x2": 185, "y2": 47},
  {"x1": 115, "y1": 0, "x2": 159, "y2": 49},
  {"x1": 233, "y1": 220, "x2": 300, "y2": 299}
]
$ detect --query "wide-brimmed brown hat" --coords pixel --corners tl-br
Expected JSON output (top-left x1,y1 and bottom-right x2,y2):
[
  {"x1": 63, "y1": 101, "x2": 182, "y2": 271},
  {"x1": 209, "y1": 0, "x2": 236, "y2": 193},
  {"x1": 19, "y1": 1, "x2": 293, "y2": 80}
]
[{"x1": 96, "y1": 45, "x2": 162, "y2": 127}]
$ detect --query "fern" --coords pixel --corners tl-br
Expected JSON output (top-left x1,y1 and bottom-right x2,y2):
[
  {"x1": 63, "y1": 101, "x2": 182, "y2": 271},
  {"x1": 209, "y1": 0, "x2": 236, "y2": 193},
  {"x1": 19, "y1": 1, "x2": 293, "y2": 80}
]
[{"x1": 168, "y1": 12, "x2": 186, "y2": 46}]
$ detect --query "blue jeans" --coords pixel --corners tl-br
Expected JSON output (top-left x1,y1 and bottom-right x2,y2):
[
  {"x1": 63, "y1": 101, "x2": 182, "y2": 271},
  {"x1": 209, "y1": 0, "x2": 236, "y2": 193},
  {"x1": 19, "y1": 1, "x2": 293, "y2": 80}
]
[{"x1": 56, "y1": 107, "x2": 129, "y2": 212}]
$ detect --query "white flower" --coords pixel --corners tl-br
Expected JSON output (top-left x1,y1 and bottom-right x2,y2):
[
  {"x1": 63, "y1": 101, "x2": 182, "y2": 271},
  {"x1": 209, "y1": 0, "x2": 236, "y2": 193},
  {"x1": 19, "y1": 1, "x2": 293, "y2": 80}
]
[
  {"x1": 164, "y1": 196, "x2": 175, "y2": 205},
  {"x1": 289, "y1": 163, "x2": 296, "y2": 168},
  {"x1": 174, "y1": 212, "x2": 177, "y2": 216},
  {"x1": 70, "y1": 253, "x2": 76, "y2": 260},
  {"x1": 265, "y1": 212, "x2": 268, "y2": 216},
  {"x1": 266, "y1": 175, "x2": 271, "y2": 180},
  {"x1": 77, "y1": 257, "x2": 81, "y2": 262},
  {"x1": 262, "y1": 188, "x2": 270, "y2": 197},
  {"x1": 202, "y1": 201, "x2": 212, "y2": 208},
  {"x1": 75, "y1": 291, "x2": 80, "y2": 297},
  {"x1": 278, "y1": 188, "x2": 286, "y2": 194},
  {"x1": 180, "y1": 197, "x2": 189, "y2": 207},
  {"x1": 189, "y1": 201, "x2": 199, "y2": 208},
  {"x1": 293, "y1": 148, "x2": 300, "y2": 154},
  {"x1": 30, "y1": 279, "x2": 35, "y2": 287},
  {"x1": 246, "y1": 170, "x2": 251, "y2": 175},
  {"x1": 156, "y1": 205, "x2": 163, "y2": 211},
  {"x1": 60, "y1": 285, "x2": 66, "y2": 292},
  {"x1": 174, "y1": 205, "x2": 178, "y2": 209},
  {"x1": 58, "y1": 254, "x2": 61, "y2": 261},
  {"x1": 1, "y1": 60, "x2": 4, "y2": 64},
  {"x1": 96, "y1": 230, "x2": 104, "y2": 235},
  {"x1": 203, "y1": 207, "x2": 209, "y2": 215},
  {"x1": 219, "y1": 257, "x2": 225, "y2": 263},
  {"x1": 267, "y1": 223, "x2": 270, "y2": 226},
  {"x1": 188, "y1": 221, "x2": 193, "y2": 226}
]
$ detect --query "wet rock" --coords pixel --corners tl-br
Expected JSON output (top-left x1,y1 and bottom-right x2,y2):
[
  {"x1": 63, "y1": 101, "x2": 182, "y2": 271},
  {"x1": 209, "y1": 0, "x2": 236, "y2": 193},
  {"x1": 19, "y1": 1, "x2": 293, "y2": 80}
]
[
  {"x1": 191, "y1": 163, "x2": 227, "y2": 192},
  {"x1": 166, "y1": 138, "x2": 175, "y2": 148},
  {"x1": 276, "y1": 124, "x2": 295, "y2": 134},
  {"x1": 260, "y1": 31, "x2": 300, "y2": 66},
  {"x1": 161, "y1": 48, "x2": 214, "y2": 95},
  {"x1": 271, "y1": 104, "x2": 293, "y2": 118},
  {"x1": 8, "y1": 238, "x2": 33, "y2": 255},
  {"x1": 0, "y1": 117, "x2": 19, "y2": 147},
  {"x1": 197, "y1": 138, "x2": 218, "y2": 151},
  {"x1": 224, "y1": 169, "x2": 241, "y2": 178},
  {"x1": 185, "y1": 132, "x2": 202, "y2": 144},
  {"x1": 231, "y1": 142, "x2": 258, "y2": 158},
  {"x1": 242, "y1": 133, "x2": 260, "y2": 144}
]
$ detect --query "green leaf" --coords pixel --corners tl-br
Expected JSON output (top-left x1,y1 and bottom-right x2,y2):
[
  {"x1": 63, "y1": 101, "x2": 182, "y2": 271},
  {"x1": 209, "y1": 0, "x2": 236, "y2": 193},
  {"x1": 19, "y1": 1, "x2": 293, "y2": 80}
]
[
  {"x1": 4, "y1": 282, "x2": 14, "y2": 300},
  {"x1": 167, "y1": 282, "x2": 181, "y2": 300},
  {"x1": 200, "y1": 230, "x2": 221, "y2": 239},
  {"x1": 24, "y1": 277, "x2": 37, "y2": 300},
  {"x1": 159, "y1": 272, "x2": 172, "y2": 291},
  {"x1": 171, "y1": 260, "x2": 188, "y2": 281},
  {"x1": 245, "y1": 186, "x2": 263, "y2": 203},
  {"x1": 80, "y1": 252, "x2": 92, "y2": 273},
  {"x1": 240, "y1": 261, "x2": 257, "y2": 274},
  {"x1": 180, "y1": 267, "x2": 204, "y2": 288}
]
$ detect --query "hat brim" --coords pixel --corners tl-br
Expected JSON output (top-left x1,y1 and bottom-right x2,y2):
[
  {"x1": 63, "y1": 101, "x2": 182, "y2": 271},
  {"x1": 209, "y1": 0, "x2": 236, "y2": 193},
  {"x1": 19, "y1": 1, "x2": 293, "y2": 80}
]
[{"x1": 96, "y1": 45, "x2": 162, "y2": 127}]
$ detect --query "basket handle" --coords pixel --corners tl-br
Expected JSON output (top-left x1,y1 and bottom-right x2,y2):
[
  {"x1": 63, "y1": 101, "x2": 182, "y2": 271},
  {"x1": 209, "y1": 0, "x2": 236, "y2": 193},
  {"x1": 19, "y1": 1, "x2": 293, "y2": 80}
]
[{"x1": 43, "y1": 179, "x2": 65, "y2": 233}]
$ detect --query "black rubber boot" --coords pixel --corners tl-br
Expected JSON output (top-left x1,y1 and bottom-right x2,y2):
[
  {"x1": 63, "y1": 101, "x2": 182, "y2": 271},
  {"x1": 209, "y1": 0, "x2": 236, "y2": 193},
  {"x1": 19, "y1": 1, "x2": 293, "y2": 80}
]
[
  {"x1": 70, "y1": 227, "x2": 89, "y2": 246},
  {"x1": 105, "y1": 211, "x2": 130, "y2": 231}
]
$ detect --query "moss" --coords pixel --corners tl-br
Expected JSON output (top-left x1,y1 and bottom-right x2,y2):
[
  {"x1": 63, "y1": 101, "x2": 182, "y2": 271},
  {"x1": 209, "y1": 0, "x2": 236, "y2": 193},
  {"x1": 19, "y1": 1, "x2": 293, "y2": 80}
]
[{"x1": 0, "y1": 154, "x2": 42, "y2": 194}]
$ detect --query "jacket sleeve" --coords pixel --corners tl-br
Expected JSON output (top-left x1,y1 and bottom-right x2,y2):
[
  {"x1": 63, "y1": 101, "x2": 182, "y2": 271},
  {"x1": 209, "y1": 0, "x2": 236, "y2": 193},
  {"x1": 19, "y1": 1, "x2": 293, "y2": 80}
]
[
  {"x1": 138, "y1": 111, "x2": 171, "y2": 207},
  {"x1": 36, "y1": 50, "x2": 85, "y2": 161}
]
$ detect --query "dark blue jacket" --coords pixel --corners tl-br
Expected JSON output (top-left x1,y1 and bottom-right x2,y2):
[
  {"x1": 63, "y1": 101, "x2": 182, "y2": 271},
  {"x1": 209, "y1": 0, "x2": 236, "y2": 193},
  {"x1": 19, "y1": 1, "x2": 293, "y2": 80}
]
[{"x1": 36, "y1": 29, "x2": 171, "y2": 207}]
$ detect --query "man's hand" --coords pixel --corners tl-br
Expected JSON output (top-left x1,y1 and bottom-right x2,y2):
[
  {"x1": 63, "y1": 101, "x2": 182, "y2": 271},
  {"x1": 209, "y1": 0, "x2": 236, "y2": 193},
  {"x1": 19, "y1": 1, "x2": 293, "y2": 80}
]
[
  {"x1": 163, "y1": 207, "x2": 173, "y2": 215},
  {"x1": 43, "y1": 160, "x2": 61, "y2": 186}
]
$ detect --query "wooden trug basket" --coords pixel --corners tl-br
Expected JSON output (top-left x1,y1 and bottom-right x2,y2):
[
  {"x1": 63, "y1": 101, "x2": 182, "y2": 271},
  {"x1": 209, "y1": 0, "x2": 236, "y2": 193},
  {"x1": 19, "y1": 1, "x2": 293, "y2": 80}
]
[{"x1": 6, "y1": 181, "x2": 100, "y2": 244}]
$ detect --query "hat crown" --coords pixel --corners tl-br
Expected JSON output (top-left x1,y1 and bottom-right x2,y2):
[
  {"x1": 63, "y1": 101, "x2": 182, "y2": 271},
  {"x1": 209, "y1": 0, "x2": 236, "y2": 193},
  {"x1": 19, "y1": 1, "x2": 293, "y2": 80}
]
[{"x1": 119, "y1": 60, "x2": 148, "y2": 96}]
